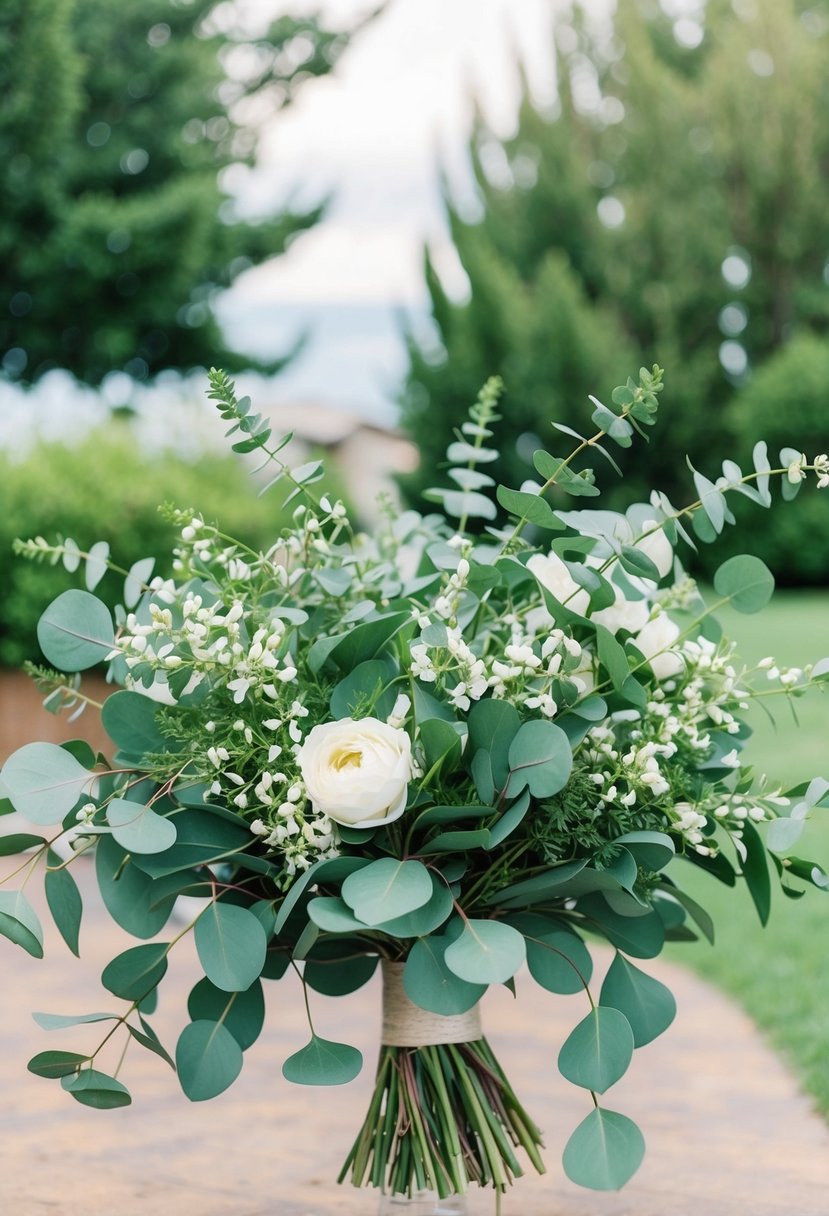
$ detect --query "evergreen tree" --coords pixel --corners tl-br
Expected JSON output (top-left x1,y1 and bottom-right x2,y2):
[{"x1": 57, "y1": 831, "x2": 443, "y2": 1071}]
[
  {"x1": 401, "y1": 0, "x2": 829, "y2": 529},
  {"x1": 0, "y1": 0, "x2": 370, "y2": 385}
]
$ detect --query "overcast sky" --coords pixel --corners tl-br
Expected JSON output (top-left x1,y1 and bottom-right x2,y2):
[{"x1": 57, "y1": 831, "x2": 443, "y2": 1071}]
[{"x1": 224, "y1": 0, "x2": 564, "y2": 310}]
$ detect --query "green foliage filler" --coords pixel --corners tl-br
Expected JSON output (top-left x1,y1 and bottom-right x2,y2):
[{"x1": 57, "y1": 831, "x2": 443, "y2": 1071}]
[
  {"x1": 0, "y1": 425, "x2": 289, "y2": 665},
  {"x1": 400, "y1": 0, "x2": 829, "y2": 582},
  {"x1": 0, "y1": 0, "x2": 366, "y2": 385}
]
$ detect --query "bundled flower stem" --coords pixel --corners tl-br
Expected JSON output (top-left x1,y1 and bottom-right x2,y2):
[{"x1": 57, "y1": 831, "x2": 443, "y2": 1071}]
[{"x1": 340, "y1": 1039, "x2": 545, "y2": 1197}]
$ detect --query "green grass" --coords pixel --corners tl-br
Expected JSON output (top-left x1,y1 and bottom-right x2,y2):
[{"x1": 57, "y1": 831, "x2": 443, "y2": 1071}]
[{"x1": 665, "y1": 591, "x2": 829, "y2": 1114}]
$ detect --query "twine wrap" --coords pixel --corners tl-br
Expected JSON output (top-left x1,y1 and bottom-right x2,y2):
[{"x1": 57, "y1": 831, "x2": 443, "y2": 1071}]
[{"x1": 380, "y1": 960, "x2": 482, "y2": 1047}]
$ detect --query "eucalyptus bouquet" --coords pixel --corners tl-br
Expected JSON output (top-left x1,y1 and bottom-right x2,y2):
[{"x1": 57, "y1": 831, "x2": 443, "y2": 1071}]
[{"x1": 2, "y1": 367, "x2": 828, "y2": 1203}]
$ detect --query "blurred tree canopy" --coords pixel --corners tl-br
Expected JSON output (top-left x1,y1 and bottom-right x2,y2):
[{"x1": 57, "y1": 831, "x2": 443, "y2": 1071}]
[
  {"x1": 0, "y1": 0, "x2": 373, "y2": 385},
  {"x1": 401, "y1": 0, "x2": 829, "y2": 580}
]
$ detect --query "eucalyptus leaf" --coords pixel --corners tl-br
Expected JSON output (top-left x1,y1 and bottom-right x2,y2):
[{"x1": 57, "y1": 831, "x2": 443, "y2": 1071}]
[
  {"x1": 96, "y1": 835, "x2": 175, "y2": 938},
  {"x1": 740, "y1": 819, "x2": 771, "y2": 925},
  {"x1": 307, "y1": 896, "x2": 368, "y2": 934},
  {"x1": 101, "y1": 942, "x2": 169, "y2": 1002},
  {"x1": 274, "y1": 855, "x2": 370, "y2": 934},
  {"x1": 600, "y1": 954, "x2": 677, "y2": 1047},
  {"x1": 28, "y1": 1050, "x2": 90, "y2": 1079},
  {"x1": 61, "y1": 1069, "x2": 131, "y2": 1110},
  {"x1": 443, "y1": 918, "x2": 526, "y2": 984},
  {"x1": 127, "y1": 1020, "x2": 176, "y2": 1069},
  {"x1": 578, "y1": 894, "x2": 665, "y2": 959},
  {"x1": 766, "y1": 817, "x2": 805, "y2": 854},
  {"x1": 558, "y1": 1007, "x2": 634, "y2": 1093},
  {"x1": 194, "y1": 902, "x2": 268, "y2": 992},
  {"x1": 45, "y1": 854, "x2": 83, "y2": 956},
  {"x1": 403, "y1": 935, "x2": 486, "y2": 1015},
  {"x1": 124, "y1": 557, "x2": 155, "y2": 609},
  {"x1": 1, "y1": 742, "x2": 91, "y2": 824},
  {"x1": 713, "y1": 554, "x2": 774, "y2": 614},
  {"x1": 304, "y1": 951, "x2": 378, "y2": 996},
  {"x1": 0, "y1": 889, "x2": 44, "y2": 958},
  {"x1": 282, "y1": 1035, "x2": 362, "y2": 1086},
  {"x1": 101, "y1": 690, "x2": 171, "y2": 758},
  {"x1": 84, "y1": 540, "x2": 110, "y2": 591},
  {"x1": 371, "y1": 876, "x2": 454, "y2": 938},
  {"x1": 176, "y1": 1020, "x2": 243, "y2": 1101},
  {"x1": 562, "y1": 1108, "x2": 645, "y2": 1190},
  {"x1": 341, "y1": 858, "x2": 432, "y2": 926},
  {"x1": 188, "y1": 978, "x2": 265, "y2": 1051},
  {"x1": 36, "y1": 589, "x2": 115, "y2": 671},
  {"x1": 505, "y1": 719, "x2": 572, "y2": 799},
  {"x1": 0, "y1": 833, "x2": 45, "y2": 856},
  {"x1": 106, "y1": 798, "x2": 177, "y2": 855}
]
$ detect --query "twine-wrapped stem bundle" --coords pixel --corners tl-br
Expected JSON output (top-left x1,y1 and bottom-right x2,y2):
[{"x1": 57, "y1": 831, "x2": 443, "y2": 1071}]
[{"x1": 339, "y1": 961, "x2": 545, "y2": 1200}]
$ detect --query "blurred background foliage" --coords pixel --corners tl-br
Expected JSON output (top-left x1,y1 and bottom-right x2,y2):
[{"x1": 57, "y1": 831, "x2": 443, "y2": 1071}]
[
  {"x1": 0, "y1": 0, "x2": 372, "y2": 664},
  {"x1": 400, "y1": 0, "x2": 829, "y2": 584},
  {"x1": 0, "y1": 423, "x2": 296, "y2": 667},
  {"x1": 0, "y1": 0, "x2": 369, "y2": 386}
]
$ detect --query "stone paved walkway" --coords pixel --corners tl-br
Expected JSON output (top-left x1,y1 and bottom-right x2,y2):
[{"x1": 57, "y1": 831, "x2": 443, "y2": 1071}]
[{"x1": 1, "y1": 860, "x2": 827, "y2": 1216}]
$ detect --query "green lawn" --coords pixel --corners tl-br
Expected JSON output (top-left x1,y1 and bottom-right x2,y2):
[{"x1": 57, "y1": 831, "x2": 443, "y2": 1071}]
[{"x1": 666, "y1": 591, "x2": 829, "y2": 1114}]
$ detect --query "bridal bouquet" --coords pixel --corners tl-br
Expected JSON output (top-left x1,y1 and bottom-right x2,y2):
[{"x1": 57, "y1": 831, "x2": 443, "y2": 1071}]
[{"x1": 1, "y1": 367, "x2": 827, "y2": 1202}]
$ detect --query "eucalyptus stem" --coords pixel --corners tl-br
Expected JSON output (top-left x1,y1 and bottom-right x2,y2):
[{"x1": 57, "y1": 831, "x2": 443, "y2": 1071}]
[{"x1": 340, "y1": 1037, "x2": 544, "y2": 1200}]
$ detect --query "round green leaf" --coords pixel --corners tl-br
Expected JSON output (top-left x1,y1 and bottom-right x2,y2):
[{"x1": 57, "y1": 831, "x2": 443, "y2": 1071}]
[
  {"x1": 443, "y1": 919, "x2": 526, "y2": 984},
  {"x1": 101, "y1": 943, "x2": 169, "y2": 1002},
  {"x1": 600, "y1": 954, "x2": 677, "y2": 1047},
  {"x1": 61, "y1": 1069, "x2": 132, "y2": 1109},
  {"x1": 403, "y1": 936, "x2": 486, "y2": 1015},
  {"x1": 96, "y1": 835, "x2": 175, "y2": 939},
  {"x1": 37, "y1": 589, "x2": 115, "y2": 671},
  {"x1": 505, "y1": 720, "x2": 572, "y2": 799},
  {"x1": 101, "y1": 690, "x2": 169, "y2": 758},
  {"x1": 562, "y1": 1108, "x2": 645, "y2": 1190},
  {"x1": 341, "y1": 858, "x2": 433, "y2": 926},
  {"x1": 372, "y1": 877, "x2": 453, "y2": 938},
  {"x1": 713, "y1": 554, "x2": 775, "y2": 614},
  {"x1": 307, "y1": 896, "x2": 367, "y2": 934},
  {"x1": 187, "y1": 977, "x2": 265, "y2": 1051},
  {"x1": 106, "y1": 798, "x2": 177, "y2": 855},
  {"x1": 512, "y1": 915, "x2": 593, "y2": 995},
  {"x1": 281, "y1": 1035, "x2": 362, "y2": 1086},
  {"x1": 558, "y1": 1007, "x2": 634, "y2": 1093},
  {"x1": 329, "y1": 660, "x2": 398, "y2": 721},
  {"x1": 1, "y1": 742, "x2": 91, "y2": 824},
  {"x1": 194, "y1": 902, "x2": 267, "y2": 992},
  {"x1": 176, "y1": 1020, "x2": 243, "y2": 1101}
]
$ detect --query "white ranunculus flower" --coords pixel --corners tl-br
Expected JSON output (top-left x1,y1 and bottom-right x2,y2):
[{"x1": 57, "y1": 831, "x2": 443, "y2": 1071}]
[
  {"x1": 634, "y1": 520, "x2": 674, "y2": 579},
  {"x1": 633, "y1": 612, "x2": 684, "y2": 681},
  {"x1": 527, "y1": 552, "x2": 590, "y2": 616},
  {"x1": 591, "y1": 596, "x2": 650, "y2": 636},
  {"x1": 297, "y1": 717, "x2": 413, "y2": 829}
]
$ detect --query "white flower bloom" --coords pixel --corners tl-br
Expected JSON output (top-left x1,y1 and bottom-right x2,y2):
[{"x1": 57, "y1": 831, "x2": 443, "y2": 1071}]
[
  {"x1": 297, "y1": 717, "x2": 413, "y2": 829},
  {"x1": 527, "y1": 552, "x2": 590, "y2": 616},
  {"x1": 634, "y1": 612, "x2": 684, "y2": 680},
  {"x1": 633, "y1": 520, "x2": 674, "y2": 578},
  {"x1": 786, "y1": 452, "x2": 808, "y2": 484},
  {"x1": 591, "y1": 597, "x2": 650, "y2": 636},
  {"x1": 387, "y1": 693, "x2": 412, "y2": 729}
]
